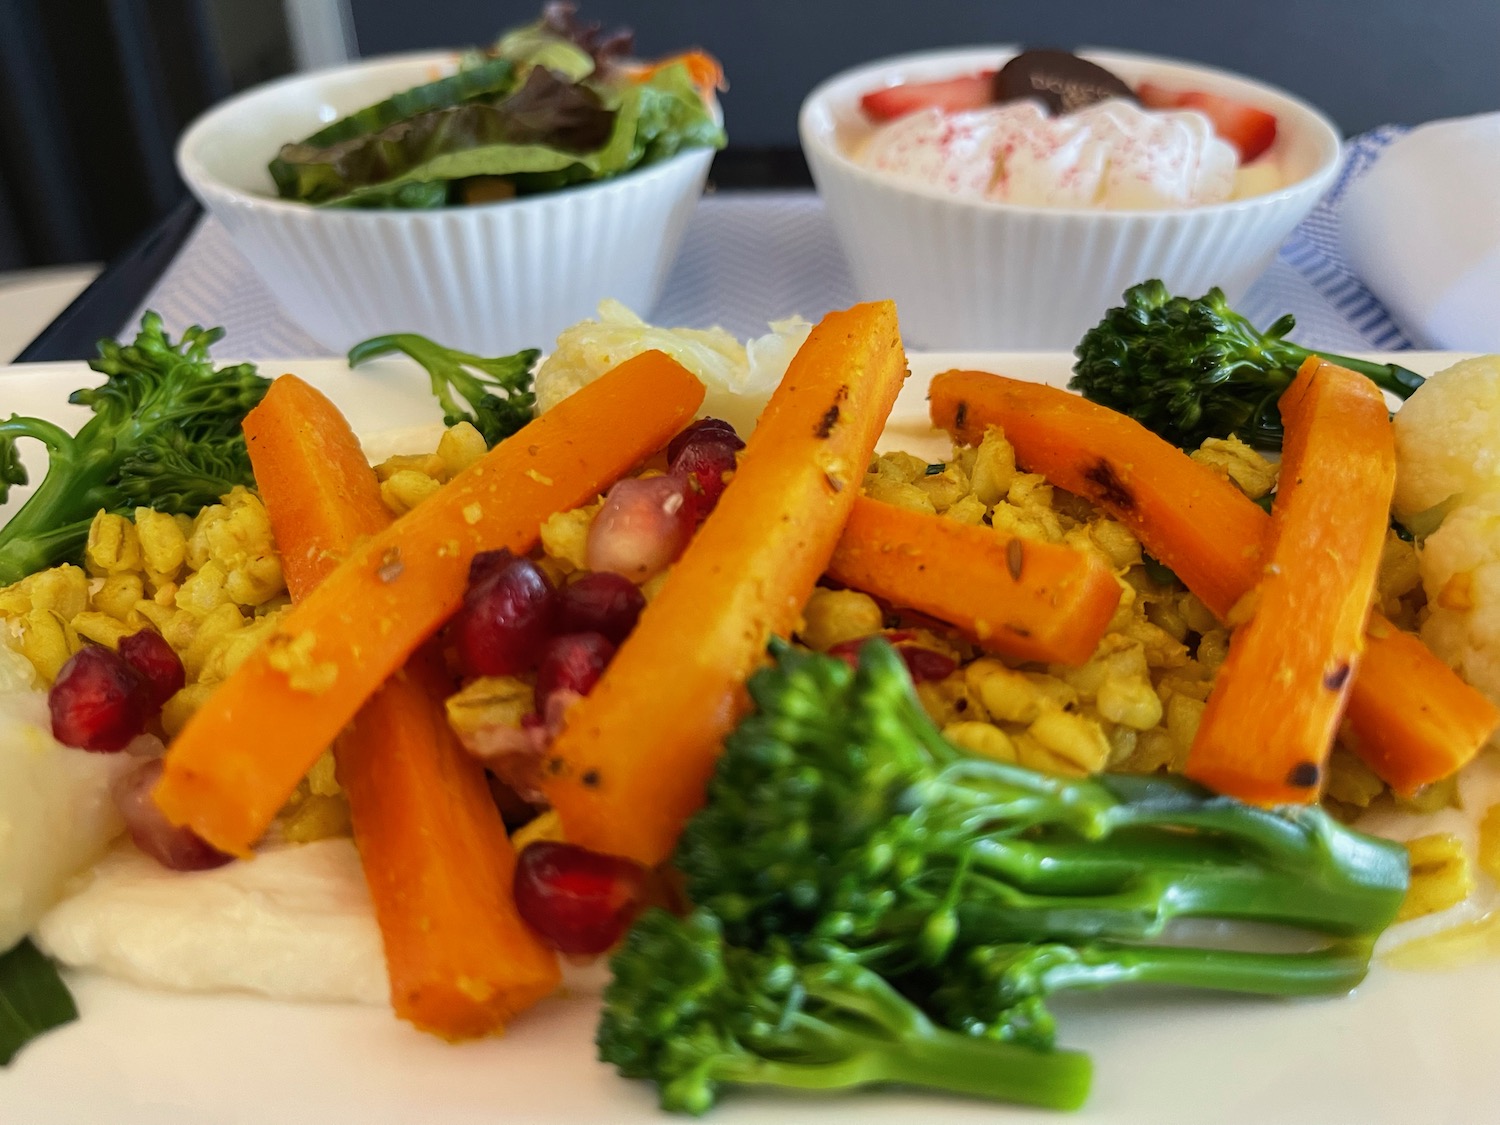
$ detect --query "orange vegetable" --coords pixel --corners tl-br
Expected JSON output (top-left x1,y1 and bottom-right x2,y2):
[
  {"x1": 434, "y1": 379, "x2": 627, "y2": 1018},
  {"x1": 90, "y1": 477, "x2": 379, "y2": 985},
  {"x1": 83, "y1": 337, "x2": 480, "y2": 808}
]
[
  {"x1": 826, "y1": 495, "x2": 1122, "y2": 666},
  {"x1": 242, "y1": 373, "x2": 389, "y2": 599},
  {"x1": 629, "y1": 50, "x2": 725, "y2": 94},
  {"x1": 155, "y1": 351, "x2": 705, "y2": 856},
  {"x1": 339, "y1": 651, "x2": 560, "y2": 1035},
  {"x1": 1187, "y1": 360, "x2": 1396, "y2": 803},
  {"x1": 243, "y1": 374, "x2": 559, "y2": 1037},
  {"x1": 543, "y1": 302, "x2": 909, "y2": 865},
  {"x1": 930, "y1": 369, "x2": 1500, "y2": 794}
]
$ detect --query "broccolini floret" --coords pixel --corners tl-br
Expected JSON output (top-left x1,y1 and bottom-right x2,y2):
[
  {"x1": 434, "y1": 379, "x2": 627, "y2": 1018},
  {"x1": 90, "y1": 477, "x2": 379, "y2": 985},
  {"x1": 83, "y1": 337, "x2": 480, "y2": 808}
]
[
  {"x1": 675, "y1": 640, "x2": 1408, "y2": 1025},
  {"x1": 0, "y1": 313, "x2": 269, "y2": 585},
  {"x1": 1069, "y1": 280, "x2": 1426, "y2": 450},
  {"x1": 347, "y1": 333, "x2": 538, "y2": 447},
  {"x1": 598, "y1": 907, "x2": 1092, "y2": 1115}
]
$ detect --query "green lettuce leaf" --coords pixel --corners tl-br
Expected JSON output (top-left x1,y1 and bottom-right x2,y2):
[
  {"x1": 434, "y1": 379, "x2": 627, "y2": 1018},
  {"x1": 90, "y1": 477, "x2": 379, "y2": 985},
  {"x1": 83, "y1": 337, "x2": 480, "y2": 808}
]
[
  {"x1": 0, "y1": 940, "x2": 77, "y2": 1067},
  {"x1": 279, "y1": 67, "x2": 616, "y2": 208},
  {"x1": 271, "y1": 56, "x2": 519, "y2": 202},
  {"x1": 323, "y1": 61, "x2": 723, "y2": 209}
]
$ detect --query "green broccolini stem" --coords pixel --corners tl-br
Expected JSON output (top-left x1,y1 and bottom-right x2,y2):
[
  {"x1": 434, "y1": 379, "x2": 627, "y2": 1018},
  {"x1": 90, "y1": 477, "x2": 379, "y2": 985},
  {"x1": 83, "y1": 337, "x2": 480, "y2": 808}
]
[
  {"x1": 1023, "y1": 940, "x2": 1380, "y2": 998},
  {"x1": 717, "y1": 1018, "x2": 1092, "y2": 1111}
]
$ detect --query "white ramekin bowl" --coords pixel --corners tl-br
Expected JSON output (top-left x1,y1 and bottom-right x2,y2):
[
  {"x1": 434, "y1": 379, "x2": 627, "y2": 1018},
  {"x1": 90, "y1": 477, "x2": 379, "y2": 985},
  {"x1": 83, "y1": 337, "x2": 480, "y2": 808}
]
[
  {"x1": 177, "y1": 52, "x2": 715, "y2": 355},
  {"x1": 799, "y1": 47, "x2": 1341, "y2": 350}
]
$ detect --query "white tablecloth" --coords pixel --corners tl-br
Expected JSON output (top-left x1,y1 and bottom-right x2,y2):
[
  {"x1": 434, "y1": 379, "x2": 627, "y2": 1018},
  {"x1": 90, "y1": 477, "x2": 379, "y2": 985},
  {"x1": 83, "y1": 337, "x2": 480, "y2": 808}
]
[{"x1": 131, "y1": 128, "x2": 1413, "y2": 358}]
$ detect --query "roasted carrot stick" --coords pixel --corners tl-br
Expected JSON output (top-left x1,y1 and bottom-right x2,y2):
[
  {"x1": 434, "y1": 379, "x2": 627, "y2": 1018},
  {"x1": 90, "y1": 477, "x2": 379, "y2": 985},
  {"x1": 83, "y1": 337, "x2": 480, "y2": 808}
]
[
  {"x1": 243, "y1": 373, "x2": 390, "y2": 597},
  {"x1": 155, "y1": 351, "x2": 705, "y2": 856},
  {"x1": 1187, "y1": 360, "x2": 1396, "y2": 803},
  {"x1": 543, "y1": 302, "x2": 909, "y2": 865},
  {"x1": 930, "y1": 369, "x2": 1500, "y2": 794},
  {"x1": 338, "y1": 650, "x2": 560, "y2": 1035},
  {"x1": 244, "y1": 374, "x2": 559, "y2": 1036},
  {"x1": 826, "y1": 495, "x2": 1121, "y2": 666}
]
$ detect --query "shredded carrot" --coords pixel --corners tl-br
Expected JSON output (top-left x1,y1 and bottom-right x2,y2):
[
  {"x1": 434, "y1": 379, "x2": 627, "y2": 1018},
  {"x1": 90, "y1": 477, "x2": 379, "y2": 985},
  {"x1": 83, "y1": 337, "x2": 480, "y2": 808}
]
[
  {"x1": 155, "y1": 351, "x2": 705, "y2": 856},
  {"x1": 242, "y1": 373, "x2": 559, "y2": 1037},
  {"x1": 543, "y1": 302, "x2": 909, "y2": 865},
  {"x1": 1187, "y1": 359, "x2": 1397, "y2": 803},
  {"x1": 629, "y1": 49, "x2": 726, "y2": 93},
  {"x1": 826, "y1": 495, "x2": 1121, "y2": 666},
  {"x1": 929, "y1": 369, "x2": 1500, "y2": 794}
]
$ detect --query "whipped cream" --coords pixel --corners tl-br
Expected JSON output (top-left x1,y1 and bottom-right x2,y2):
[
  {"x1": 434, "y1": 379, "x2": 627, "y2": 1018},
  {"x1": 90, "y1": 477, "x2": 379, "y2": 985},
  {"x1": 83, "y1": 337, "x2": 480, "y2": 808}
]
[{"x1": 859, "y1": 99, "x2": 1245, "y2": 210}]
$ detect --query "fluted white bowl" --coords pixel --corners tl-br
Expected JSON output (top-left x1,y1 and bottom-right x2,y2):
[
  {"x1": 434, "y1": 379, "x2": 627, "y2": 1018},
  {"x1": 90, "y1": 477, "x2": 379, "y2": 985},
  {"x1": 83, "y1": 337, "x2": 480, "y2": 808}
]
[
  {"x1": 800, "y1": 47, "x2": 1341, "y2": 349},
  {"x1": 177, "y1": 52, "x2": 715, "y2": 355}
]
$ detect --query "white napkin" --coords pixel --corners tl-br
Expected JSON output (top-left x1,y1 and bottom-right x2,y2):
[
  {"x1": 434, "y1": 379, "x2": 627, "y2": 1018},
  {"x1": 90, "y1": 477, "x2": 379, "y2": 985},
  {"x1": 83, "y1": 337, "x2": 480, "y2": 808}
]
[{"x1": 1341, "y1": 112, "x2": 1500, "y2": 351}]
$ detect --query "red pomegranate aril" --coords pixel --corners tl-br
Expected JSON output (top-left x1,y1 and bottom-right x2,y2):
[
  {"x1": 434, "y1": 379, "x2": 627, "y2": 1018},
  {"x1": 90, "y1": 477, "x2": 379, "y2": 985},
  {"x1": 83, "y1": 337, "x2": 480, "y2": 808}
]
[
  {"x1": 49, "y1": 645, "x2": 148, "y2": 752},
  {"x1": 117, "y1": 628, "x2": 185, "y2": 710},
  {"x1": 113, "y1": 759, "x2": 233, "y2": 872},
  {"x1": 556, "y1": 571, "x2": 645, "y2": 644},
  {"x1": 826, "y1": 634, "x2": 955, "y2": 683},
  {"x1": 452, "y1": 550, "x2": 557, "y2": 676},
  {"x1": 513, "y1": 841, "x2": 649, "y2": 956},
  {"x1": 586, "y1": 475, "x2": 693, "y2": 584},
  {"x1": 666, "y1": 417, "x2": 743, "y2": 464},
  {"x1": 898, "y1": 645, "x2": 958, "y2": 684},
  {"x1": 535, "y1": 632, "x2": 615, "y2": 712},
  {"x1": 672, "y1": 439, "x2": 740, "y2": 519}
]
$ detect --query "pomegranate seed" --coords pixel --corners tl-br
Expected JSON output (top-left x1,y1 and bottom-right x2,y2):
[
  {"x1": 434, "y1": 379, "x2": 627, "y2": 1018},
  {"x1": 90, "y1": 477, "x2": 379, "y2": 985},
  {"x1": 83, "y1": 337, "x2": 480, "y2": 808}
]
[
  {"x1": 671, "y1": 440, "x2": 740, "y2": 519},
  {"x1": 112, "y1": 760, "x2": 233, "y2": 871},
  {"x1": 535, "y1": 632, "x2": 615, "y2": 712},
  {"x1": 826, "y1": 634, "x2": 956, "y2": 684},
  {"x1": 898, "y1": 645, "x2": 958, "y2": 684},
  {"x1": 117, "y1": 629, "x2": 185, "y2": 710},
  {"x1": 667, "y1": 417, "x2": 742, "y2": 464},
  {"x1": 556, "y1": 572, "x2": 645, "y2": 644},
  {"x1": 586, "y1": 475, "x2": 693, "y2": 584},
  {"x1": 514, "y1": 841, "x2": 649, "y2": 955},
  {"x1": 452, "y1": 550, "x2": 557, "y2": 676},
  {"x1": 49, "y1": 646, "x2": 148, "y2": 752}
]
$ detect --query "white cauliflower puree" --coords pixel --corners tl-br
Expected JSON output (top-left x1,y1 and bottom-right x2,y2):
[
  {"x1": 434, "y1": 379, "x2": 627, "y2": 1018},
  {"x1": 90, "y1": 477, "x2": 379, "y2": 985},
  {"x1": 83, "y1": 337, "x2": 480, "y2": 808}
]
[
  {"x1": 0, "y1": 642, "x2": 130, "y2": 951},
  {"x1": 34, "y1": 838, "x2": 386, "y2": 1005},
  {"x1": 0, "y1": 638, "x2": 385, "y2": 1005}
]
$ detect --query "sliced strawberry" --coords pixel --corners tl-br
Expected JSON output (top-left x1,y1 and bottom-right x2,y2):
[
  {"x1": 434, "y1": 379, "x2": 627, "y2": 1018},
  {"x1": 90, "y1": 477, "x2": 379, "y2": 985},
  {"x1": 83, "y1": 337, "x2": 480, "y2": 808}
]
[
  {"x1": 859, "y1": 70, "x2": 997, "y2": 121},
  {"x1": 1136, "y1": 81, "x2": 1278, "y2": 162}
]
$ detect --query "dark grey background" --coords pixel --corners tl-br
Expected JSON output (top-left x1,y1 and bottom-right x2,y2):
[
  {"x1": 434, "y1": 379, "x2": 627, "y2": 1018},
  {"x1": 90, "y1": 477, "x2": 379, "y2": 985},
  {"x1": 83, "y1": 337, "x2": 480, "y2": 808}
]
[{"x1": 348, "y1": 0, "x2": 1500, "y2": 144}]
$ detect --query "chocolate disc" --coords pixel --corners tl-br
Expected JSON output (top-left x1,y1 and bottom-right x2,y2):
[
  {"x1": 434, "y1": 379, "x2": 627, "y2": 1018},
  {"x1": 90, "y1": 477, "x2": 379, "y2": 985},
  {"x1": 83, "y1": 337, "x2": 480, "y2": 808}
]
[{"x1": 994, "y1": 49, "x2": 1138, "y2": 115}]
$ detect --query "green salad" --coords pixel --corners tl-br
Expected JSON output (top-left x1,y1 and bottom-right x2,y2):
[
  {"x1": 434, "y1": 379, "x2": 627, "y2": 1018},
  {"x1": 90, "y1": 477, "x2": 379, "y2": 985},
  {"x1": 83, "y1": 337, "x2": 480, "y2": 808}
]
[{"x1": 269, "y1": 3, "x2": 726, "y2": 209}]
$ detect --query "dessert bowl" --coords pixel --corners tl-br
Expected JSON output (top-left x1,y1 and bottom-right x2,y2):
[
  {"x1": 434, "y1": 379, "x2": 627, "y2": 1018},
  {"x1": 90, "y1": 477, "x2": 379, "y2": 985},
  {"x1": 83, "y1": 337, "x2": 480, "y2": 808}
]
[{"x1": 799, "y1": 46, "x2": 1341, "y2": 349}]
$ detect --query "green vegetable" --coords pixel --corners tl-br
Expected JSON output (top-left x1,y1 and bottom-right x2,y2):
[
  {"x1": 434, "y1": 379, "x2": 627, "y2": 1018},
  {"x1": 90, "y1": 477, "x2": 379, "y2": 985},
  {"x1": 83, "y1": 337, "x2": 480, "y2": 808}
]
[
  {"x1": 599, "y1": 907, "x2": 1092, "y2": 1115},
  {"x1": 269, "y1": 4, "x2": 724, "y2": 209},
  {"x1": 268, "y1": 56, "x2": 520, "y2": 203},
  {"x1": 0, "y1": 313, "x2": 270, "y2": 586},
  {"x1": 0, "y1": 940, "x2": 77, "y2": 1066},
  {"x1": 674, "y1": 640, "x2": 1407, "y2": 1037},
  {"x1": 1070, "y1": 280, "x2": 1427, "y2": 450},
  {"x1": 347, "y1": 333, "x2": 538, "y2": 447}
]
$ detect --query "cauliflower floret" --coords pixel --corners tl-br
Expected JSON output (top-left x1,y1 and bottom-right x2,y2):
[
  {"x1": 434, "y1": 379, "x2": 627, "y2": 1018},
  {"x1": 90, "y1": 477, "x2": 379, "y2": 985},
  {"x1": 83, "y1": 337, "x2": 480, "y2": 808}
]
[
  {"x1": 1393, "y1": 355, "x2": 1500, "y2": 523},
  {"x1": 1417, "y1": 494, "x2": 1500, "y2": 706},
  {"x1": 535, "y1": 299, "x2": 811, "y2": 437}
]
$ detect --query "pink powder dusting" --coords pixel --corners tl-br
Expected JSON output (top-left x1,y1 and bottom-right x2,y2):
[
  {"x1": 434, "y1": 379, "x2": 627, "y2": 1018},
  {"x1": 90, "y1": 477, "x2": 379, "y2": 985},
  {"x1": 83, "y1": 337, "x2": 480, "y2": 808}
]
[{"x1": 860, "y1": 99, "x2": 1249, "y2": 209}]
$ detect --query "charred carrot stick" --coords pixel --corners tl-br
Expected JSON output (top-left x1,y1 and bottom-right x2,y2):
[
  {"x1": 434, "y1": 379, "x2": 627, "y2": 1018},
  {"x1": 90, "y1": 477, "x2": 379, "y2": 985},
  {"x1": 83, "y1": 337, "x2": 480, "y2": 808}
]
[
  {"x1": 1187, "y1": 360, "x2": 1396, "y2": 803},
  {"x1": 543, "y1": 302, "x2": 909, "y2": 865},
  {"x1": 155, "y1": 351, "x2": 705, "y2": 856},
  {"x1": 243, "y1": 374, "x2": 559, "y2": 1036},
  {"x1": 826, "y1": 495, "x2": 1121, "y2": 666},
  {"x1": 929, "y1": 369, "x2": 1500, "y2": 794}
]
